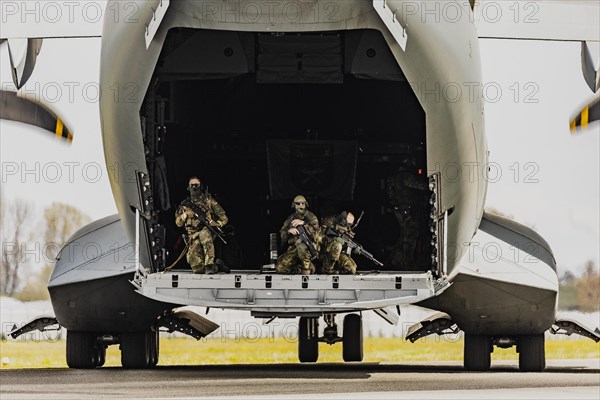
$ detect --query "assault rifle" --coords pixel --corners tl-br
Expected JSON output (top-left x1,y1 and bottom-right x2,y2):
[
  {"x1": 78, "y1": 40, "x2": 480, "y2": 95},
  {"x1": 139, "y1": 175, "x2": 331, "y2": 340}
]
[
  {"x1": 296, "y1": 224, "x2": 319, "y2": 259},
  {"x1": 182, "y1": 198, "x2": 227, "y2": 244},
  {"x1": 326, "y1": 227, "x2": 383, "y2": 267}
]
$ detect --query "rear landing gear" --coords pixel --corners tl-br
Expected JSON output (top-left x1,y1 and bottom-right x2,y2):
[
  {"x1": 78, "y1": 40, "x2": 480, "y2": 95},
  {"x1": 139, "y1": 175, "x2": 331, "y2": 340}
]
[
  {"x1": 297, "y1": 314, "x2": 364, "y2": 363},
  {"x1": 66, "y1": 331, "x2": 97, "y2": 369},
  {"x1": 298, "y1": 317, "x2": 319, "y2": 362},
  {"x1": 121, "y1": 330, "x2": 159, "y2": 369},
  {"x1": 94, "y1": 342, "x2": 107, "y2": 367},
  {"x1": 518, "y1": 334, "x2": 545, "y2": 372},
  {"x1": 149, "y1": 330, "x2": 160, "y2": 367},
  {"x1": 462, "y1": 333, "x2": 546, "y2": 372},
  {"x1": 463, "y1": 334, "x2": 492, "y2": 371},
  {"x1": 342, "y1": 314, "x2": 363, "y2": 362}
]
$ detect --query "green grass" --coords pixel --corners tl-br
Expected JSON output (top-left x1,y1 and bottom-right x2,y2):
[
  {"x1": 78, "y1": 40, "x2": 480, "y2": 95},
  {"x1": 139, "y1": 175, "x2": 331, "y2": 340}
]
[{"x1": 1, "y1": 337, "x2": 598, "y2": 369}]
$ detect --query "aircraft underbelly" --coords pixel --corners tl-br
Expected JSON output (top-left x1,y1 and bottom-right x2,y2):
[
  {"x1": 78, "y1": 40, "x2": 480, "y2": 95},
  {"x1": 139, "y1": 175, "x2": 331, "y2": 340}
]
[{"x1": 420, "y1": 273, "x2": 557, "y2": 335}]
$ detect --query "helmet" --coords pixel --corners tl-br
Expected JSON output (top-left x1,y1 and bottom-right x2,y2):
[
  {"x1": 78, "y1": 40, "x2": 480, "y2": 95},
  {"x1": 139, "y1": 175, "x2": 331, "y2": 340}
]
[
  {"x1": 292, "y1": 195, "x2": 308, "y2": 207},
  {"x1": 292, "y1": 195, "x2": 309, "y2": 214}
]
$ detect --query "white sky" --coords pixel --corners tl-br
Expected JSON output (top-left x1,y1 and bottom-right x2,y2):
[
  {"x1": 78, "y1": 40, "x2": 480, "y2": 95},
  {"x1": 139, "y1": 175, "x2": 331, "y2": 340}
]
[{"x1": 0, "y1": 32, "x2": 598, "y2": 275}]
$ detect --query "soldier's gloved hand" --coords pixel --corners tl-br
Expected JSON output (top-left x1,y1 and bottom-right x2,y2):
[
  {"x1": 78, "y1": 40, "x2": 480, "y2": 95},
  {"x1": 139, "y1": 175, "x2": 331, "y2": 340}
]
[
  {"x1": 209, "y1": 220, "x2": 220, "y2": 227},
  {"x1": 288, "y1": 227, "x2": 299, "y2": 236},
  {"x1": 291, "y1": 219, "x2": 305, "y2": 227},
  {"x1": 353, "y1": 247, "x2": 362, "y2": 255},
  {"x1": 185, "y1": 210, "x2": 195, "y2": 218},
  {"x1": 179, "y1": 212, "x2": 190, "y2": 222}
]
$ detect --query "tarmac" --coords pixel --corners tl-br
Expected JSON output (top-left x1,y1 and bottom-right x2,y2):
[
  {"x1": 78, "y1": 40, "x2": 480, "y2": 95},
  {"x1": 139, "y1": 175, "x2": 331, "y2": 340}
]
[{"x1": 1, "y1": 359, "x2": 599, "y2": 399}]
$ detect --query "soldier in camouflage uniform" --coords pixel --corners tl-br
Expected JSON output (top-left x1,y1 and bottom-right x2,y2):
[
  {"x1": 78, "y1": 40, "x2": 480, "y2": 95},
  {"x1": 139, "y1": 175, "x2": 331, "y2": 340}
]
[
  {"x1": 319, "y1": 211, "x2": 358, "y2": 274},
  {"x1": 387, "y1": 160, "x2": 429, "y2": 267},
  {"x1": 175, "y1": 177, "x2": 228, "y2": 274},
  {"x1": 275, "y1": 195, "x2": 320, "y2": 275}
]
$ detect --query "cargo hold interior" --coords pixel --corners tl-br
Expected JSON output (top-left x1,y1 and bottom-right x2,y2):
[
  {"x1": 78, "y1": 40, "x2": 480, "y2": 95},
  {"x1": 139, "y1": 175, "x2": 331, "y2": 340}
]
[{"x1": 141, "y1": 28, "x2": 436, "y2": 273}]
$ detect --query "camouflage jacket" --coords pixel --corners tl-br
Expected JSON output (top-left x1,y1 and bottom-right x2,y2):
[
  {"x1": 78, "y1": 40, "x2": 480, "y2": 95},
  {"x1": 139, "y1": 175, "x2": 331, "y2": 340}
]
[
  {"x1": 175, "y1": 194, "x2": 228, "y2": 235},
  {"x1": 321, "y1": 215, "x2": 353, "y2": 246},
  {"x1": 279, "y1": 211, "x2": 319, "y2": 246}
]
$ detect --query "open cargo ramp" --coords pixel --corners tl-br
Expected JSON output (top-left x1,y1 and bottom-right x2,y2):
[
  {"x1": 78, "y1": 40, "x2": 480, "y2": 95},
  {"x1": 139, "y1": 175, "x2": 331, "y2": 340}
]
[{"x1": 133, "y1": 271, "x2": 442, "y2": 314}]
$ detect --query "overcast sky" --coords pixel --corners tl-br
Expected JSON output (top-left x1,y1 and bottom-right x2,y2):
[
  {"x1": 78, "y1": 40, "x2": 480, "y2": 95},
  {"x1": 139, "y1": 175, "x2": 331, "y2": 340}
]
[{"x1": 1, "y1": 33, "x2": 598, "y2": 275}]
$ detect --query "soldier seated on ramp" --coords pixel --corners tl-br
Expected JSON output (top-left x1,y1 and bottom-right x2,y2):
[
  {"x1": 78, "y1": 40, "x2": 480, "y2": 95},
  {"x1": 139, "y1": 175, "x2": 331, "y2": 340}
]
[{"x1": 275, "y1": 195, "x2": 320, "y2": 275}]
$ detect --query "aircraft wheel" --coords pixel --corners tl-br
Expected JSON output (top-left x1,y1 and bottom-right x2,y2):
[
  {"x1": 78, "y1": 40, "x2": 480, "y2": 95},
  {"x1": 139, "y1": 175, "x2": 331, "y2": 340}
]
[
  {"x1": 94, "y1": 344, "x2": 106, "y2": 367},
  {"x1": 298, "y1": 317, "x2": 319, "y2": 362},
  {"x1": 464, "y1": 334, "x2": 491, "y2": 371},
  {"x1": 518, "y1": 334, "x2": 545, "y2": 372},
  {"x1": 149, "y1": 330, "x2": 159, "y2": 367},
  {"x1": 66, "y1": 331, "x2": 96, "y2": 369},
  {"x1": 342, "y1": 314, "x2": 363, "y2": 362},
  {"x1": 121, "y1": 332, "x2": 150, "y2": 368}
]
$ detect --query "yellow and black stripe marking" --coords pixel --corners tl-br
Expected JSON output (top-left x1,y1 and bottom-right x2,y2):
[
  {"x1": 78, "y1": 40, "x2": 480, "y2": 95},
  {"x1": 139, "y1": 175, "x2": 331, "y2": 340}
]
[
  {"x1": 55, "y1": 119, "x2": 73, "y2": 143},
  {"x1": 570, "y1": 97, "x2": 600, "y2": 133},
  {"x1": 0, "y1": 90, "x2": 73, "y2": 143}
]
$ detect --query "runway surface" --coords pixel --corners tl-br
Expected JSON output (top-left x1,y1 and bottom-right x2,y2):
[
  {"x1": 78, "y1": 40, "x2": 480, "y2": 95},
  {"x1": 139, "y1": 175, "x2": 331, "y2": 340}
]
[{"x1": 1, "y1": 359, "x2": 599, "y2": 399}]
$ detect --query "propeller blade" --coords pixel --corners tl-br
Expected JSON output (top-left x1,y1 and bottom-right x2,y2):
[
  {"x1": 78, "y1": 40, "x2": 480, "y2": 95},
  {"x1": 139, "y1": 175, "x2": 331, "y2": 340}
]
[
  {"x1": 6, "y1": 38, "x2": 43, "y2": 89},
  {"x1": 0, "y1": 90, "x2": 73, "y2": 143},
  {"x1": 570, "y1": 96, "x2": 600, "y2": 133}
]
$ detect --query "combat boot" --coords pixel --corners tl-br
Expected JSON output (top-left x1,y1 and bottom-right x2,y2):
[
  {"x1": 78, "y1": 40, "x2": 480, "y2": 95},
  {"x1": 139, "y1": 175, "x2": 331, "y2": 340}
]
[
  {"x1": 205, "y1": 264, "x2": 218, "y2": 274},
  {"x1": 215, "y1": 259, "x2": 230, "y2": 274},
  {"x1": 191, "y1": 265, "x2": 204, "y2": 274},
  {"x1": 301, "y1": 261, "x2": 315, "y2": 275}
]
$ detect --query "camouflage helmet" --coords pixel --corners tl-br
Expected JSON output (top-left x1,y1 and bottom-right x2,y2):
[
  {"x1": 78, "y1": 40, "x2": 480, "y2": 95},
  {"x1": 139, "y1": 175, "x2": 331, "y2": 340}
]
[{"x1": 292, "y1": 195, "x2": 309, "y2": 209}]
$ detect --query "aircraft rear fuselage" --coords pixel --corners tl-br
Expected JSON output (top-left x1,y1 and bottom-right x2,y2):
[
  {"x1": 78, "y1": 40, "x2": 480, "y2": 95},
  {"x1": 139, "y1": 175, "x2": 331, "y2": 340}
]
[{"x1": 99, "y1": 0, "x2": 486, "y2": 276}]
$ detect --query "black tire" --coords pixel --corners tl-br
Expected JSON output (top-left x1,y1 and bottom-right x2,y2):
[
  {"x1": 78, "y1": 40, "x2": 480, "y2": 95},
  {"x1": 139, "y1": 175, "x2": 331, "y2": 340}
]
[
  {"x1": 298, "y1": 317, "x2": 319, "y2": 362},
  {"x1": 342, "y1": 314, "x2": 363, "y2": 362},
  {"x1": 121, "y1": 332, "x2": 150, "y2": 369},
  {"x1": 94, "y1": 344, "x2": 106, "y2": 367},
  {"x1": 464, "y1": 334, "x2": 491, "y2": 371},
  {"x1": 518, "y1": 334, "x2": 545, "y2": 372},
  {"x1": 149, "y1": 330, "x2": 159, "y2": 367},
  {"x1": 66, "y1": 331, "x2": 96, "y2": 369}
]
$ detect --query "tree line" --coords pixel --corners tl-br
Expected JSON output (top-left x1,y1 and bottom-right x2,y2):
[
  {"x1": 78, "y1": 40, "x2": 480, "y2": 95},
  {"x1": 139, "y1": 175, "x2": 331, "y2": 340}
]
[
  {"x1": 558, "y1": 260, "x2": 600, "y2": 312},
  {"x1": 1, "y1": 194, "x2": 90, "y2": 301}
]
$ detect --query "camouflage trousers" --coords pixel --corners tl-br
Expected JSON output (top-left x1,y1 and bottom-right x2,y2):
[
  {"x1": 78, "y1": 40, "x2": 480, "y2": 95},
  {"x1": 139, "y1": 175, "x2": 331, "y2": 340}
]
[
  {"x1": 187, "y1": 227, "x2": 216, "y2": 274},
  {"x1": 275, "y1": 242, "x2": 315, "y2": 274},
  {"x1": 320, "y1": 239, "x2": 357, "y2": 274}
]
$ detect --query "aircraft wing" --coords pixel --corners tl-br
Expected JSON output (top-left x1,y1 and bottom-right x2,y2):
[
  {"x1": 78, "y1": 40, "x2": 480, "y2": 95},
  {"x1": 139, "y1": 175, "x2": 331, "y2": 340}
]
[
  {"x1": 0, "y1": 1, "x2": 106, "y2": 138},
  {"x1": 476, "y1": 1, "x2": 599, "y2": 42},
  {"x1": 476, "y1": 0, "x2": 600, "y2": 93},
  {"x1": 0, "y1": 0, "x2": 103, "y2": 39}
]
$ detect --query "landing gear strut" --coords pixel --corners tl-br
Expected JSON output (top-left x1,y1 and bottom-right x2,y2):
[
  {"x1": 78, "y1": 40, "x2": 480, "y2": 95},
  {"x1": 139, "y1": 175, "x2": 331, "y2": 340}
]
[{"x1": 321, "y1": 314, "x2": 343, "y2": 345}]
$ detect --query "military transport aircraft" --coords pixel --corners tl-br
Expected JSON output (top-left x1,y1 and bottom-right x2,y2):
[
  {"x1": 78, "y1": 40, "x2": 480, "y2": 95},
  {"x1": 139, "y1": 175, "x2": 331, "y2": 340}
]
[{"x1": 3, "y1": 0, "x2": 600, "y2": 371}]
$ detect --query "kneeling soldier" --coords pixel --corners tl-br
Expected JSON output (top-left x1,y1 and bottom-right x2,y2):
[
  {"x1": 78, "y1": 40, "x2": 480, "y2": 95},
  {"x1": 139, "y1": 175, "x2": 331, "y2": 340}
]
[{"x1": 320, "y1": 211, "x2": 358, "y2": 275}]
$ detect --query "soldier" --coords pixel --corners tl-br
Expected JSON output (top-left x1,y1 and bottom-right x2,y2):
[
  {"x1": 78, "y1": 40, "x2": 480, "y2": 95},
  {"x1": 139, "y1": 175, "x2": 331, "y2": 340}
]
[
  {"x1": 175, "y1": 177, "x2": 228, "y2": 274},
  {"x1": 275, "y1": 195, "x2": 320, "y2": 275},
  {"x1": 387, "y1": 158, "x2": 429, "y2": 267},
  {"x1": 320, "y1": 211, "x2": 358, "y2": 275}
]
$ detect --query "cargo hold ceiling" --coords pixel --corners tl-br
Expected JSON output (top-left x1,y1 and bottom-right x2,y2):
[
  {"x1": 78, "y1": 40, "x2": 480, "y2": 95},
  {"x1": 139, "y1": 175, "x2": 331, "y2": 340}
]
[{"x1": 157, "y1": 29, "x2": 407, "y2": 83}]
